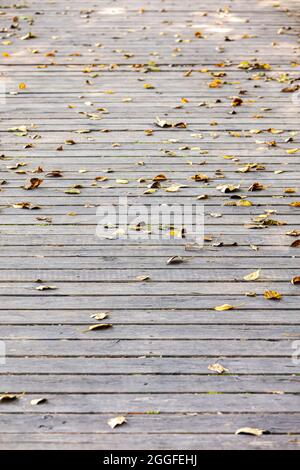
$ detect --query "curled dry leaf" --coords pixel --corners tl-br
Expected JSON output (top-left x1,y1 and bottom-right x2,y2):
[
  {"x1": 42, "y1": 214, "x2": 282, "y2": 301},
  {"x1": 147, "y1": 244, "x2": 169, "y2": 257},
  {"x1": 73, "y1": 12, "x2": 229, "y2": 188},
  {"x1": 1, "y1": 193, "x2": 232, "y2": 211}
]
[
  {"x1": 65, "y1": 187, "x2": 81, "y2": 194},
  {"x1": 214, "y1": 304, "x2": 235, "y2": 311},
  {"x1": 248, "y1": 182, "x2": 266, "y2": 191},
  {"x1": 46, "y1": 170, "x2": 63, "y2": 177},
  {"x1": 30, "y1": 397, "x2": 47, "y2": 406},
  {"x1": 135, "y1": 275, "x2": 150, "y2": 281},
  {"x1": 153, "y1": 174, "x2": 167, "y2": 181},
  {"x1": 36, "y1": 285, "x2": 57, "y2": 291},
  {"x1": 83, "y1": 323, "x2": 113, "y2": 332},
  {"x1": 166, "y1": 256, "x2": 185, "y2": 265},
  {"x1": 291, "y1": 276, "x2": 300, "y2": 285},
  {"x1": 243, "y1": 270, "x2": 260, "y2": 281},
  {"x1": 107, "y1": 416, "x2": 127, "y2": 429},
  {"x1": 0, "y1": 394, "x2": 18, "y2": 402},
  {"x1": 235, "y1": 427, "x2": 267, "y2": 437},
  {"x1": 23, "y1": 178, "x2": 43, "y2": 190},
  {"x1": 155, "y1": 117, "x2": 187, "y2": 129},
  {"x1": 208, "y1": 363, "x2": 229, "y2": 374},
  {"x1": 217, "y1": 184, "x2": 240, "y2": 193},
  {"x1": 191, "y1": 173, "x2": 210, "y2": 182},
  {"x1": 12, "y1": 202, "x2": 40, "y2": 210},
  {"x1": 90, "y1": 312, "x2": 110, "y2": 320},
  {"x1": 291, "y1": 239, "x2": 300, "y2": 247},
  {"x1": 95, "y1": 176, "x2": 108, "y2": 182}
]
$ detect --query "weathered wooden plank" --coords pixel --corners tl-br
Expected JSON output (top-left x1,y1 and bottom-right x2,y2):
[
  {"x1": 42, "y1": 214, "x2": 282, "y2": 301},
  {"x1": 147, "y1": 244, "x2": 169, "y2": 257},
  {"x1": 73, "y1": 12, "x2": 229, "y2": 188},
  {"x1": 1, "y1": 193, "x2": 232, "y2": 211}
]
[
  {"x1": 0, "y1": 257, "x2": 298, "y2": 269},
  {"x1": 0, "y1": 434, "x2": 299, "y2": 450},
  {"x1": 0, "y1": 281, "x2": 299, "y2": 296},
  {"x1": 1, "y1": 413, "x2": 300, "y2": 434},
  {"x1": 0, "y1": 324, "x2": 298, "y2": 340},
  {"x1": 0, "y1": 393, "x2": 298, "y2": 413},
  {"x1": 1, "y1": 0, "x2": 300, "y2": 449},
  {"x1": 1, "y1": 309, "x2": 300, "y2": 325},
  {"x1": 2, "y1": 374, "x2": 299, "y2": 393},
  {"x1": 0, "y1": 357, "x2": 298, "y2": 374},
  {"x1": 2, "y1": 339, "x2": 295, "y2": 357},
  {"x1": 0, "y1": 296, "x2": 299, "y2": 310}
]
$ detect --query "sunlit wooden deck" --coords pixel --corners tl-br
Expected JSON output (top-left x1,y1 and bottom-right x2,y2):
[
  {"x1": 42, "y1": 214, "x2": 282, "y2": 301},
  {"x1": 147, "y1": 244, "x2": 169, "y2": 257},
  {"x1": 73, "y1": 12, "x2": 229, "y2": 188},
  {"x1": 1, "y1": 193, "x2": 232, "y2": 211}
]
[{"x1": 0, "y1": 0, "x2": 300, "y2": 449}]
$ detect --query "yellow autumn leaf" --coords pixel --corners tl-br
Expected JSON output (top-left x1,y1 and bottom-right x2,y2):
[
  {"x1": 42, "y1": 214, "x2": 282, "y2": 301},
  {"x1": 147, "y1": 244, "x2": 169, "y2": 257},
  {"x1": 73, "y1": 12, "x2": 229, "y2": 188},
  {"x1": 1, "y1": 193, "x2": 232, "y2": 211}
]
[
  {"x1": 116, "y1": 179, "x2": 128, "y2": 184},
  {"x1": 214, "y1": 304, "x2": 235, "y2": 311},
  {"x1": 244, "y1": 270, "x2": 260, "y2": 281},
  {"x1": 237, "y1": 200, "x2": 252, "y2": 207},
  {"x1": 264, "y1": 290, "x2": 282, "y2": 300},
  {"x1": 208, "y1": 78, "x2": 223, "y2": 88}
]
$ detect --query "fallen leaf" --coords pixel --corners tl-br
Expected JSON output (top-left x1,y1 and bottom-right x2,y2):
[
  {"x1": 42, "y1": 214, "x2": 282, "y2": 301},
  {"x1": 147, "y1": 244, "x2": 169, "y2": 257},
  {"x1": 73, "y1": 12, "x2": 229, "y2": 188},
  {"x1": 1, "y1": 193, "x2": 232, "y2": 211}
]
[
  {"x1": 30, "y1": 397, "x2": 47, "y2": 405},
  {"x1": 83, "y1": 324, "x2": 113, "y2": 332},
  {"x1": 291, "y1": 276, "x2": 300, "y2": 285},
  {"x1": 12, "y1": 202, "x2": 40, "y2": 210},
  {"x1": 208, "y1": 363, "x2": 229, "y2": 374},
  {"x1": 153, "y1": 174, "x2": 167, "y2": 181},
  {"x1": 36, "y1": 285, "x2": 57, "y2": 291},
  {"x1": 0, "y1": 394, "x2": 18, "y2": 402},
  {"x1": 135, "y1": 275, "x2": 150, "y2": 281},
  {"x1": 244, "y1": 270, "x2": 260, "y2": 281},
  {"x1": 166, "y1": 256, "x2": 185, "y2": 265},
  {"x1": 46, "y1": 170, "x2": 63, "y2": 177},
  {"x1": 214, "y1": 304, "x2": 235, "y2": 311},
  {"x1": 23, "y1": 178, "x2": 43, "y2": 190},
  {"x1": 217, "y1": 184, "x2": 240, "y2": 193},
  {"x1": 107, "y1": 416, "x2": 127, "y2": 429},
  {"x1": 264, "y1": 290, "x2": 282, "y2": 300},
  {"x1": 90, "y1": 312, "x2": 110, "y2": 320},
  {"x1": 235, "y1": 427, "x2": 267, "y2": 436},
  {"x1": 65, "y1": 188, "x2": 81, "y2": 194},
  {"x1": 286, "y1": 230, "x2": 300, "y2": 237},
  {"x1": 191, "y1": 173, "x2": 210, "y2": 182}
]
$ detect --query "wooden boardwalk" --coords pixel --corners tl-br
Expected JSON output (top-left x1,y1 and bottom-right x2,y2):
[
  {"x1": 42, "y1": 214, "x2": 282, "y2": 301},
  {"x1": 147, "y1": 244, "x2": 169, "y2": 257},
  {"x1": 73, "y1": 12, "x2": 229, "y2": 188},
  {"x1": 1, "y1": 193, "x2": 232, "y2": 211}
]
[{"x1": 0, "y1": 0, "x2": 300, "y2": 450}]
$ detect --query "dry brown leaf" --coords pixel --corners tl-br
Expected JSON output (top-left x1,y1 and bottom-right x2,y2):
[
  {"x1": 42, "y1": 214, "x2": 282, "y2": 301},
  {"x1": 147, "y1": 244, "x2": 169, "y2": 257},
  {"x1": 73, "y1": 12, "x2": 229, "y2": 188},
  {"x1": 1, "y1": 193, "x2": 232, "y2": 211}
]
[
  {"x1": 291, "y1": 276, "x2": 300, "y2": 285},
  {"x1": 36, "y1": 285, "x2": 57, "y2": 291},
  {"x1": 46, "y1": 170, "x2": 63, "y2": 177},
  {"x1": 248, "y1": 182, "x2": 266, "y2": 191},
  {"x1": 23, "y1": 178, "x2": 43, "y2": 190},
  {"x1": 166, "y1": 256, "x2": 185, "y2": 265},
  {"x1": 191, "y1": 173, "x2": 210, "y2": 182},
  {"x1": 12, "y1": 202, "x2": 40, "y2": 210},
  {"x1": 153, "y1": 174, "x2": 167, "y2": 181},
  {"x1": 0, "y1": 394, "x2": 18, "y2": 402},
  {"x1": 217, "y1": 184, "x2": 240, "y2": 193}
]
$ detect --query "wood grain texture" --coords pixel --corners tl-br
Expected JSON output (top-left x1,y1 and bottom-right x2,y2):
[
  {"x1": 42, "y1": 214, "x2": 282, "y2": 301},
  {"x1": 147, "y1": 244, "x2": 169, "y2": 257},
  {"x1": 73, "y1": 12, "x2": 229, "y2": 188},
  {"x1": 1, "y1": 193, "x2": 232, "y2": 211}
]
[{"x1": 0, "y1": 0, "x2": 300, "y2": 450}]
